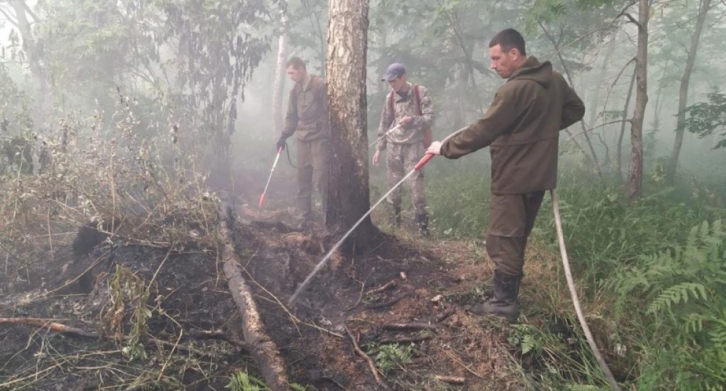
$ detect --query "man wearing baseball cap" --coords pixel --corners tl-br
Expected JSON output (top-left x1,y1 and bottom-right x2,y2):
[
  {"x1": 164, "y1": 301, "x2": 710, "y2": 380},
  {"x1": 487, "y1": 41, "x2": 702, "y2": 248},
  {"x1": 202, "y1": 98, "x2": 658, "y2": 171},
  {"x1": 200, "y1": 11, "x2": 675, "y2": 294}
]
[{"x1": 373, "y1": 63, "x2": 434, "y2": 236}]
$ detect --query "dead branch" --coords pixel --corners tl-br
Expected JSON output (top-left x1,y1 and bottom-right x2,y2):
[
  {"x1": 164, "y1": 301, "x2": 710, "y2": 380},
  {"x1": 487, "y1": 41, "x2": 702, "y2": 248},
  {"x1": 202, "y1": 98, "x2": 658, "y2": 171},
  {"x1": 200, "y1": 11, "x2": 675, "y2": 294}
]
[
  {"x1": 365, "y1": 280, "x2": 396, "y2": 296},
  {"x1": 218, "y1": 200, "x2": 290, "y2": 391},
  {"x1": 382, "y1": 322, "x2": 439, "y2": 333},
  {"x1": 345, "y1": 325, "x2": 391, "y2": 390},
  {"x1": 365, "y1": 291, "x2": 411, "y2": 310},
  {"x1": 378, "y1": 335, "x2": 432, "y2": 344},
  {"x1": 0, "y1": 317, "x2": 99, "y2": 338},
  {"x1": 434, "y1": 375, "x2": 465, "y2": 385},
  {"x1": 435, "y1": 307, "x2": 455, "y2": 323}
]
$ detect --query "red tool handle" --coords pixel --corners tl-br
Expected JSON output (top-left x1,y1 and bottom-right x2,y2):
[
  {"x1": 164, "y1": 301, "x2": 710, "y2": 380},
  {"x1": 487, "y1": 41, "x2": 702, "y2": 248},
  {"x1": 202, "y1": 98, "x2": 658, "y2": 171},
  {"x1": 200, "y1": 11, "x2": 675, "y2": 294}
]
[
  {"x1": 277, "y1": 146, "x2": 283, "y2": 153},
  {"x1": 414, "y1": 153, "x2": 435, "y2": 170},
  {"x1": 258, "y1": 193, "x2": 266, "y2": 209}
]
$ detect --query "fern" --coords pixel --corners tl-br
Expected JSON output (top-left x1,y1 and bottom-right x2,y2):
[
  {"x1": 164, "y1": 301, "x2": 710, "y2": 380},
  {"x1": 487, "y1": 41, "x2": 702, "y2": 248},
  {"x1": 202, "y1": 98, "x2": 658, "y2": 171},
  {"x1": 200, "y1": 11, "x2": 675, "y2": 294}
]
[{"x1": 647, "y1": 282, "x2": 708, "y2": 314}]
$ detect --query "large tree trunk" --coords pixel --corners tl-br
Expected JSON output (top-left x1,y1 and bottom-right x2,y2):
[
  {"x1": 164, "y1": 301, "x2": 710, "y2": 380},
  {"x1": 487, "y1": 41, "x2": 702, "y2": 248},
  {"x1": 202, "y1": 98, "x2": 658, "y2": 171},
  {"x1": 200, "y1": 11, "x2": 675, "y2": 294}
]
[
  {"x1": 666, "y1": 0, "x2": 711, "y2": 184},
  {"x1": 325, "y1": 0, "x2": 377, "y2": 248},
  {"x1": 617, "y1": 66, "x2": 637, "y2": 181},
  {"x1": 629, "y1": 0, "x2": 650, "y2": 199},
  {"x1": 272, "y1": 13, "x2": 288, "y2": 141}
]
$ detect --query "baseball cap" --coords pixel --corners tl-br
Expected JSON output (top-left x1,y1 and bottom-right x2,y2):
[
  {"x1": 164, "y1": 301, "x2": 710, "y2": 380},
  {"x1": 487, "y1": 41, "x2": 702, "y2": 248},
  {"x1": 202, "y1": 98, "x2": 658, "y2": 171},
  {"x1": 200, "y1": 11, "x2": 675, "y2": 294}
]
[{"x1": 382, "y1": 63, "x2": 406, "y2": 82}]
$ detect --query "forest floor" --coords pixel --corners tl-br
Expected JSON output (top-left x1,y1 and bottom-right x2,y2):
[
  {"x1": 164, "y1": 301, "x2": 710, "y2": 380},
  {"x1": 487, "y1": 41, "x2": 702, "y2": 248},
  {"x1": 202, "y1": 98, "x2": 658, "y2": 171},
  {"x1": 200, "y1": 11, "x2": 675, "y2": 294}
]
[{"x1": 0, "y1": 168, "x2": 584, "y2": 391}]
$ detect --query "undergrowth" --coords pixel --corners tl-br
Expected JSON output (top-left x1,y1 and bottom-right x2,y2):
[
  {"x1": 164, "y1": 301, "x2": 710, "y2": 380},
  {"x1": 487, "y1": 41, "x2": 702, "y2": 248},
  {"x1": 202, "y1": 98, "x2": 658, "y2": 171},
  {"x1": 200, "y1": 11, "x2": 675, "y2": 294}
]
[{"x1": 425, "y1": 160, "x2": 726, "y2": 390}]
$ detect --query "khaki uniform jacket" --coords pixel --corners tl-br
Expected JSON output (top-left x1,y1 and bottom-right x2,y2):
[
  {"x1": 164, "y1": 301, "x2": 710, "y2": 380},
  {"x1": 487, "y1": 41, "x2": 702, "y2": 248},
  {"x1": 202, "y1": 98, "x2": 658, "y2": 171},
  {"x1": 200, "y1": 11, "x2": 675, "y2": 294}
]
[
  {"x1": 441, "y1": 57, "x2": 585, "y2": 194},
  {"x1": 376, "y1": 83, "x2": 434, "y2": 151},
  {"x1": 282, "y1": 76, "x2": 328, "y2": 141}
]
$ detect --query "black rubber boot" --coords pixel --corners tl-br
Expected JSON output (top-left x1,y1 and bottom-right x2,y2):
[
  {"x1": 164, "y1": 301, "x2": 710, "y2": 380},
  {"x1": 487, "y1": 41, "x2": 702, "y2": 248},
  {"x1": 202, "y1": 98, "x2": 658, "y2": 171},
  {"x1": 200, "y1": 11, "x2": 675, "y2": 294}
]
[
  {"x1": 416, "y1": 213, "x2": 429, "y2": 237},
  {"x1": 469, "y1": 271, "x2": 521, "y2": 320}
]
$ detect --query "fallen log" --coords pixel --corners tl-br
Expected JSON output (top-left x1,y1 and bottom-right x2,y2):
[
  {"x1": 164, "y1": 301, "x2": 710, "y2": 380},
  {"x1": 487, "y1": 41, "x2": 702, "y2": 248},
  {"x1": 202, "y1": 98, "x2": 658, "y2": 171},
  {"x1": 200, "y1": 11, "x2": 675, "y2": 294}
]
[
  {"x1": 219, "y1": 201, "x2": 290, "y2": 391},
  {"x1": 0, "y1": 317, "x2": 99, "y2": 338}
]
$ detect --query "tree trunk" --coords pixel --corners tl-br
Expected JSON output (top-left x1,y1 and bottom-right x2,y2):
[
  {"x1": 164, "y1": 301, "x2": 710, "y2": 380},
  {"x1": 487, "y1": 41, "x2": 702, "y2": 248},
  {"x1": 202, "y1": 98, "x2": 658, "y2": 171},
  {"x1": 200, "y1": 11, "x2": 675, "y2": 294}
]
[
  {"x1": 325, "y1": 0, "x2": 377, "y2": 248},
  {"x1": 666, "y1": 0, "x2": 711, "y2": 184},
  {"x1": 272, "y1": 13, "x2": 288, "y2": 141},
  {"x1": 588, "y1": 34, "x2": 618, "y2": 127},
  {"x1": 10, "y1": 0, "x2": 48, "y2": 121},
  {"x1": 617, "y1": 66, "x2": 637, "y2": 181},
  {"x1": 629, "y1": 0, "x2": 650, "y2": 199}
]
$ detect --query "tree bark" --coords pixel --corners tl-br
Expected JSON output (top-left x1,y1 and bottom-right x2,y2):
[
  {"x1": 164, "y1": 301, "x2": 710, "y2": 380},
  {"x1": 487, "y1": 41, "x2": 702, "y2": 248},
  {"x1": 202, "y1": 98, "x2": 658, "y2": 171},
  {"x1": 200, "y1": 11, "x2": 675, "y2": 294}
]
[
  {"x1": 617, "y1": 66, "x2": 637, "y2": 181},
  {"x1": 666, "y1": 0, "x2": 711, "y2": 184},
  {"x1": 629, "y1": 0, "x2": 650, "y2": 199},
  {"x1": 325, "y1": 0, "x2": 377, "y2": 249},
  {"x1": 272, "y1": 13, "x2": 288, "y2": 141}
]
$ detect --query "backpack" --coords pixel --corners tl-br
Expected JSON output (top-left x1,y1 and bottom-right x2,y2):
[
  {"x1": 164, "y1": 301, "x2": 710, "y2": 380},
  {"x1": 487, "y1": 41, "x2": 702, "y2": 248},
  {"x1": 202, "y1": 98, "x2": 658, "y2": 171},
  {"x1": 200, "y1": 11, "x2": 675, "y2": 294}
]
[{"x1": 388, "y1": 84, "x2": 432, "y2": 148}]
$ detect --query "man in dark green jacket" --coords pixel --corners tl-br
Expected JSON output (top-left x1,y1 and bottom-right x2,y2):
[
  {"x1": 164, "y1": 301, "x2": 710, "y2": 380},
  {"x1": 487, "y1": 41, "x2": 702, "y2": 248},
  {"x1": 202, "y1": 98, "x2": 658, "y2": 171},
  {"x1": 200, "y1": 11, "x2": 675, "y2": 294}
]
[
  {"x1": 277, "y1": 57, "x2": 329, "y2": 229},
  {"x1": 427, "y1": 29, "x2": 585, "y2": 319}
]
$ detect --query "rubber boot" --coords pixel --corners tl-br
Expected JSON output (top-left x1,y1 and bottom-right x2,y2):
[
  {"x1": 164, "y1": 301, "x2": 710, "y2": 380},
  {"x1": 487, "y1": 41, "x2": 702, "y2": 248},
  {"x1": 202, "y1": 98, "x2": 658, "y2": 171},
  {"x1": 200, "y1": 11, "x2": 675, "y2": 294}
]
[
  {"x1": 416, "y1": 213, "x2": 429, "y2": 237},
  {"x1": 469, "y1": 271, "x2": 521, "y2": 320}
]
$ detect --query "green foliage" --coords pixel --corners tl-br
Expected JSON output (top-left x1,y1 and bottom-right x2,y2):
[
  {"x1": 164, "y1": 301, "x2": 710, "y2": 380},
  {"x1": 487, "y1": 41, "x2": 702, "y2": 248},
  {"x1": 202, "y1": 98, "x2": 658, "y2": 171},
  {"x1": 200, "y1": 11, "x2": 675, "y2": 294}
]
[
  {"x1": 683, "y1": 90, "x2": 726, "y2": 149},
  {"x1": 606, "y1": 220, "x2": 726, "y2": 390},
  {"x1": 366, "y1": 343, "x2": 413, "y2": 375},
  {"x1": 226, "y1": 371, "x2": 271, "y2": 391},
  {"x1": 225, "y1": 371, "x2": 308, "y2": 391},
  {"x1": 508, "y1": 323, "x2": 544, "y2": 355}
]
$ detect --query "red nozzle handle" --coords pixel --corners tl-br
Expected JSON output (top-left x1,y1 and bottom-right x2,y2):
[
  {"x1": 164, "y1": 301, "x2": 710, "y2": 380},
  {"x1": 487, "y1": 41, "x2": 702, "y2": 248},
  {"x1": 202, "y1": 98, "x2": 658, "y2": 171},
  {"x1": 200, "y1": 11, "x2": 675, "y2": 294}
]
[
  {"x1": 258, "y1": 193, "x2": 266, "y2": 209},
  {"x1": 414, "y1": 153, "x2": 435, "y2": 170},
  {"x1": 277, "y1": 146, "x2": 283, "y2": 154}
]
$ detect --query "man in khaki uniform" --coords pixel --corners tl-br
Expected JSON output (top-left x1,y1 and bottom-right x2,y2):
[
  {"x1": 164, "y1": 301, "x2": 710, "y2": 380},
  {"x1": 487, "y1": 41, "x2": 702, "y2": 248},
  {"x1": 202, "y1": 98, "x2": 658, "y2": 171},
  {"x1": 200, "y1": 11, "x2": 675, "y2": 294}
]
[
  {"x1": 373, "y1": 63, "x2": 434, "y2": 236},
  {"x1": 428, "y1": 29, "x2": 585, "y2": 318},
  {"x1": 277, "y1": 57, "x2": 329, "y2": 229}
]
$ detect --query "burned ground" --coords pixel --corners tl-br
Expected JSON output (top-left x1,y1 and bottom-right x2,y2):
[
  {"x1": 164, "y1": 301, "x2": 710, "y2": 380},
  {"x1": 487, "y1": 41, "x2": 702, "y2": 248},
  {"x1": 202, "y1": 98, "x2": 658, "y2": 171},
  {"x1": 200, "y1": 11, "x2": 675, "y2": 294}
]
[{"x1": 0, "y1": 169, "x2": 576, "y2": 390}]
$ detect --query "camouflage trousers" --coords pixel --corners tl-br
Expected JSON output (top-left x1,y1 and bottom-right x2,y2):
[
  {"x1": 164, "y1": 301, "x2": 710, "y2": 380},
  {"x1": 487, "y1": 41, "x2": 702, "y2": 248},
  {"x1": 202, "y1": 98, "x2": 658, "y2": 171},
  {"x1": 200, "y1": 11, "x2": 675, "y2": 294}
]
[
  {"x1": 385, "y1": 142, "x2": 427, "y2": 215},
  {"x1": 297, "y1": 138, "x2": 329, "y2": 221},
  {"x1": 486, "y1": 191, "x2": 545, "y2": 276}
]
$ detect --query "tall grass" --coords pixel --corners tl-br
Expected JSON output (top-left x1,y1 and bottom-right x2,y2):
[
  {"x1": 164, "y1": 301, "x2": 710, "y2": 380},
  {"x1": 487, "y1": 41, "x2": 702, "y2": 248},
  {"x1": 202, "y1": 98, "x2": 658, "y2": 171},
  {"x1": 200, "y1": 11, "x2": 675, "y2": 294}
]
[{"x1": 425, "y1": 159, "x2": 726, "y2": 390}]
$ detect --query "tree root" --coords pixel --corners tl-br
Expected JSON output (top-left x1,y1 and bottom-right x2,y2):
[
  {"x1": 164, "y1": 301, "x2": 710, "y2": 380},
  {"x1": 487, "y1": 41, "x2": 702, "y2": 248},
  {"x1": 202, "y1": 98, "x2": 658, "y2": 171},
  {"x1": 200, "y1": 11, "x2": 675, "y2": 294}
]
[{"x1": 218, "y1": 201, "x2": 290, "y2": 391}]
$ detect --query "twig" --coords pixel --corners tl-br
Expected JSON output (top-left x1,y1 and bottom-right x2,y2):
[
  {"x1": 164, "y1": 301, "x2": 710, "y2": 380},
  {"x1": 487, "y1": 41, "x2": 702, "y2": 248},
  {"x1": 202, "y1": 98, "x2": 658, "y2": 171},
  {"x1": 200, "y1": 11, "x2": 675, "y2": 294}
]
[
  {"x1": 434, "y1": 375, "x2": 465, "y2": 385},
  {"x1": 365, "y1": 280, "x2": 396, "y2": 296},
  {"x1": 442, "y1": 349, "x2": 486, "y2": 380},
  {"x1": 381, "y1": 322, "x2": 439, "y2": 333},
  {"x1": 345, "y1": 280, "x2": 366, "y2": 312},
  {"x1": 435, "y1": 307, "x2": 455, "y2": 323},
  {"x1": 345, "y1": 325, "x2": 390, "y2": 390},
  {"x1": 0, "y1": 317, "x2": 98, "y2": 338},
  {"x1": 365, "y1": 291, "x2": 411, "y2": 310},
  {"x1": 378, "y1": 335, "x2": 432, "y2": 344}
]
